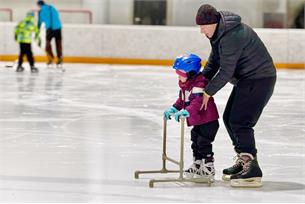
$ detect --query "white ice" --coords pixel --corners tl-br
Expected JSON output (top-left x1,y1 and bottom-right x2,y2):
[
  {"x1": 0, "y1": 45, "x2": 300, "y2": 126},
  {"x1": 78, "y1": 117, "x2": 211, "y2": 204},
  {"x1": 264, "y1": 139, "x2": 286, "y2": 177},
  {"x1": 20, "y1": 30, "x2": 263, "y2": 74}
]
[{"x1": 0, "y1": 62, "x2": 304, "y2": 202}]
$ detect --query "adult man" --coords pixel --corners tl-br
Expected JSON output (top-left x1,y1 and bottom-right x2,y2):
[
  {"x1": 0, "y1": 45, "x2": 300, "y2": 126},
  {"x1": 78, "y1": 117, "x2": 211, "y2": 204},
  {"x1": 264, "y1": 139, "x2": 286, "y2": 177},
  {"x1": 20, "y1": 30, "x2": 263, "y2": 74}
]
[
  {"x1": 196, "y1": 4, "x2": 276, "y2": 187},
  {"x1": 37, "y1": 0, "x2": 63, "y2": 66}
]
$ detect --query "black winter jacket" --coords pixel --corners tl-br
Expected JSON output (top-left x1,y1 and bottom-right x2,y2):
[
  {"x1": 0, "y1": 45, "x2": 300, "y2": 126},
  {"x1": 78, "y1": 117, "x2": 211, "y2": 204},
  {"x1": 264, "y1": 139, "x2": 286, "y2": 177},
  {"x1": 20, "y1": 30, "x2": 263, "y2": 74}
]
[{"x1": 203, "y1": 11, "x2": 276, "y2": 96}]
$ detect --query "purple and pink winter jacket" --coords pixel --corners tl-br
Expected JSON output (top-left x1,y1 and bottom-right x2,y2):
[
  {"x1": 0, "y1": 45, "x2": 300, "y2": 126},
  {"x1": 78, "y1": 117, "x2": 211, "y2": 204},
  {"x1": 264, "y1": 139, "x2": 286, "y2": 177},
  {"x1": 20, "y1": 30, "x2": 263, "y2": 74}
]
[{"x1": 173, "y1": 73, "x2": 219, "y2": 127}]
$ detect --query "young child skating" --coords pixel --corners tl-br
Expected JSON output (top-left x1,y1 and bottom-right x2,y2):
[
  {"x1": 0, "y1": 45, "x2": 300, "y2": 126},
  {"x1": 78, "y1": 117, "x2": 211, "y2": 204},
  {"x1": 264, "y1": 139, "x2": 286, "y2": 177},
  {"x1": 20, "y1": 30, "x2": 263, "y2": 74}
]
[
  {"x1": 163, "y1": 53, "x2": 219, "y2": 180},
  {"x1": 15, "y1": 11, "x2": 40, "y2": 73}
]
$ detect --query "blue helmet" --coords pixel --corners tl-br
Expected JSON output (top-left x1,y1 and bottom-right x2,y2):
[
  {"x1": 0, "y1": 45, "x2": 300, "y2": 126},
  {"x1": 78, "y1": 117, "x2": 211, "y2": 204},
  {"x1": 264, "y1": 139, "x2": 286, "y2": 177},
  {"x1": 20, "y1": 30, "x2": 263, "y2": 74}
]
[
  {"x1": 173, "y1": 53, "x2": 202, "y2": 74},
  {"x1": 26, "y1": 11, "x2": 35, "y2": 17}
]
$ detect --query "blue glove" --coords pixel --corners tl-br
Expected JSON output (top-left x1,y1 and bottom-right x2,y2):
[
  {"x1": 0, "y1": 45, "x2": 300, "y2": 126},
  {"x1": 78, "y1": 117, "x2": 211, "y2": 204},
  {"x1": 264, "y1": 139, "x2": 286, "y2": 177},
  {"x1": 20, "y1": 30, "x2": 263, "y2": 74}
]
[
  {"x1": 164, "y1": 107, "x2": 178, "y2": 120},
  {"x1": 174, "y1": 109, "x2": 190, "y2": 122}
]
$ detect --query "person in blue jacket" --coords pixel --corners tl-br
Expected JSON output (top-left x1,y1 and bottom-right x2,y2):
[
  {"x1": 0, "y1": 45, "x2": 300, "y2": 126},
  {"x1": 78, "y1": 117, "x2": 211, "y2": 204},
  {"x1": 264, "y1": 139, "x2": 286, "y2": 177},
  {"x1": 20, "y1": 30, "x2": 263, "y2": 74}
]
[{"x1": 37, "y1": 0, "x2": 63, "y2": 66}]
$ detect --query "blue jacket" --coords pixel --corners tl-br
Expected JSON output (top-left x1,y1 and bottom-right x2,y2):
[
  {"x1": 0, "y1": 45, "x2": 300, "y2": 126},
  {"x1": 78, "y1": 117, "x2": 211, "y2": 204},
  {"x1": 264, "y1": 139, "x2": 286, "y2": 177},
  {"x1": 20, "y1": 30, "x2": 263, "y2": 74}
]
[{"x1": 38, "y1": 4, "x2": 62, "y2": 30}]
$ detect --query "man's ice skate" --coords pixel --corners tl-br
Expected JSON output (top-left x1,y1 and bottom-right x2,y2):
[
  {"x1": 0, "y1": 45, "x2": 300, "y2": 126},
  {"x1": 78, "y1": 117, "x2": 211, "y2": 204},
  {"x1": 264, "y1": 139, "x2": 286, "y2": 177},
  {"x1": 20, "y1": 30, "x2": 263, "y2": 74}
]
[
  {"x1": 31, "y1": 66, "x2": 39, "y2": 73},
  {"x1": 222, "y1": 154, "x2": 243, "y2": 181},
  {"x1": 184, "y1": 159, "x2": 201, "y2": 178},
  {"x1": 47, "y1": 59, "x2": 54, "y2": 68},
  {"x1": 56, "y1": 57, "x2": 63, "y2": 66},
  {"x1": 230, "y1": 153, "x2": 263, "y2": 188},
  {"x1": 16, "y1": 66, "x2": 24, "y2": 72},
  {"x1": 56, "y1": 57, "x2": 65, "y2": 72},
  {"x1": 194, "y1": 157, "x2": 215, "y2": 182}
]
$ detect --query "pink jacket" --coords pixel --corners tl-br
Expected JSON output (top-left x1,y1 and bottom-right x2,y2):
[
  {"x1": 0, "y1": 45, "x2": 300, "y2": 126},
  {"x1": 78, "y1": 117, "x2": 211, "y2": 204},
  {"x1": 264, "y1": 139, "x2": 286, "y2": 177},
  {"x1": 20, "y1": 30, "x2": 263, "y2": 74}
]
[{"x1": 173, "y1": 74, "x2": 219, "y2": 126}]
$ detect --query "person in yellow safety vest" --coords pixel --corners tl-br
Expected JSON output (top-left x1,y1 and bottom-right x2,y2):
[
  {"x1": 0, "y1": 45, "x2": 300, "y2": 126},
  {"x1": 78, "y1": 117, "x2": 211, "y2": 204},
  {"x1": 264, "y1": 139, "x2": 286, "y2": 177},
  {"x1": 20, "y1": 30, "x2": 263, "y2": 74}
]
[{"x1": 15, "y1": 11, "x2": 41, "y2": 73}]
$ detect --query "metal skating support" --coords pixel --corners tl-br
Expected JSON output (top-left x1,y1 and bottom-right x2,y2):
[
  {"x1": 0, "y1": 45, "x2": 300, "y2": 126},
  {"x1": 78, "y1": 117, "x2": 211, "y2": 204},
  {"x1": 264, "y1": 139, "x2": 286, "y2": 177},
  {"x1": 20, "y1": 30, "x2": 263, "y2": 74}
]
[{"x1": 134, "y1": 117, "x2": 213, "y2": 188}]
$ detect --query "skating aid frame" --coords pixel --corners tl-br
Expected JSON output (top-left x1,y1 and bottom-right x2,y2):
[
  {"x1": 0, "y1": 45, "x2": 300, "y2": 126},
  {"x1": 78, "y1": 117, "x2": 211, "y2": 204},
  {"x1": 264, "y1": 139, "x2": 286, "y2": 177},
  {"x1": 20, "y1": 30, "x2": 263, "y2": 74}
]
[{"x1": 134, "y1": 117, "x2": 213, "y2": 188}]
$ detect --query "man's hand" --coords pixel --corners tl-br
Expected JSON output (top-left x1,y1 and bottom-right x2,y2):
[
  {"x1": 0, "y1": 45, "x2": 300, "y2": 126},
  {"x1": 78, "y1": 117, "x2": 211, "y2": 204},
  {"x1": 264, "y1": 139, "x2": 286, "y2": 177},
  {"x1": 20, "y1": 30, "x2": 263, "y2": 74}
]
[{"x1": 200, "y1": 91, "x2": 210, "y2": 111}]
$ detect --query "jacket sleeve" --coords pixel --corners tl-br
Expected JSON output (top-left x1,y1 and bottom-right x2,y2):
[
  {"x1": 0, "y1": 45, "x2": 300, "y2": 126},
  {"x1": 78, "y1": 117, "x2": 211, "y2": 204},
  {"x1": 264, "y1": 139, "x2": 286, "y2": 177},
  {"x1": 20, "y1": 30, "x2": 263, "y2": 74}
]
[
  {"x1": 202, "y1": 44, "x2": 220, "y2": 80},
  {"x1": 185, "y1": 80, "x2": 205, "y2": 116},
  {"x1": 38, "y1": 10, "x2": 42, "y2": 29},
  {"x1": 173, "y1": 90, "x2": 183, "y2": 111},
  {"x1": 38, "y1": 7, "x2": 48, "y2": 29},
  {"x1": 15, "y1": 23, "x2": 21, "y2": 36},
  {"x1": 204, "y1": 34, "x2": 243, "y2": 96}
]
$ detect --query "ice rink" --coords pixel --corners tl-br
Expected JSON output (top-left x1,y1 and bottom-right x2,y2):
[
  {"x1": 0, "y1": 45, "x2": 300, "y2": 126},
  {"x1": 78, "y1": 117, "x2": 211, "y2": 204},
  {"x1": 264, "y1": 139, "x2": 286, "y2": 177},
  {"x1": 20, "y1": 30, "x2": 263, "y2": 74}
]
[{"x1": 0, "y1": 62, "x2": 304, "y2": 202}]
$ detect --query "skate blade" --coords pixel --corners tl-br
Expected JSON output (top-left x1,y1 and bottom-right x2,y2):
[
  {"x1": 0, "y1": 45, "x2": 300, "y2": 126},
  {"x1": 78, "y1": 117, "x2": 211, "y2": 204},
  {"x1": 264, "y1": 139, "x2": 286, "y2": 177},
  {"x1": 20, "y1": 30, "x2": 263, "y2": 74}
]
[
  {"x1": 47, "y1": 64, "x2": 54, "y2": 69},
  {"x1": 222, "y1": 174, "x2": 231, "y2": 181},
  {"x1": 193, "y1": 174, "x2": 214, "y2": 183},
  {"x1": 183, "y1": 172, "x2": 196, "y2": 179},
  {"x1": 56, "y1": 64, "x2": 65, "y2": 72},
  {"x1": 230, "y1": 177, "x2": 263, "y2": 188}
]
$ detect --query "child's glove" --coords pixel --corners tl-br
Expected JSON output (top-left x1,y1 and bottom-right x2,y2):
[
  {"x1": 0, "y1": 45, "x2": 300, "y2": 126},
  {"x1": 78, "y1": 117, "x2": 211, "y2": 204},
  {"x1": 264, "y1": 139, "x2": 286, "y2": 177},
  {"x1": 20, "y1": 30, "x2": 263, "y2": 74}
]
[
  {"x1": 164, "y1": 107, "x2": 178, "y2": 120},
  {"x1": 174, "y1": 109, "x2": 190, "y2": 122}
]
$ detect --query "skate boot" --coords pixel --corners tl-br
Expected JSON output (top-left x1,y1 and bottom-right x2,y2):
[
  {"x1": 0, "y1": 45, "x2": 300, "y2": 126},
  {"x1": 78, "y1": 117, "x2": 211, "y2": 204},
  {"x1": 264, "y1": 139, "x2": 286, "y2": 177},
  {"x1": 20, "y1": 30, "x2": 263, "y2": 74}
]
[
  {"x1": 222, "y1": 154, "x2": 243, "y2": 181},
  {"x1": 46, "y1": 56, "x2": 54, "y2": 68},
  {"x1": 31, "y1": 66, "x2": 39, "y2": 73},
  {"x1": 184, "y1": 159, "x2": 202, "y2": 178},
  {"x1": 194, "y1": 157, "x2": 215, "y2": 182},
  {"x1": 16, "y1": 66, "x2": 24, "y2": 72},
  {"x1": 230, "y1": 153, "x2": 263, "y2": 188},
  {"x1": 56, "y1": 57, "x2": 63, "y2": 66}
]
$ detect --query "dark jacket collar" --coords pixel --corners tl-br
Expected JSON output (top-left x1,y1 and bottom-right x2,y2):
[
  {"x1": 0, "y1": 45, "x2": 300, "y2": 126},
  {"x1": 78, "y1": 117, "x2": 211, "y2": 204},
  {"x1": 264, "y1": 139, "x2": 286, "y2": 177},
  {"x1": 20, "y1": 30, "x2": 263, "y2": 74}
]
[{"x1": 211, "y1": 11, "x2": 241, "y2": 43}]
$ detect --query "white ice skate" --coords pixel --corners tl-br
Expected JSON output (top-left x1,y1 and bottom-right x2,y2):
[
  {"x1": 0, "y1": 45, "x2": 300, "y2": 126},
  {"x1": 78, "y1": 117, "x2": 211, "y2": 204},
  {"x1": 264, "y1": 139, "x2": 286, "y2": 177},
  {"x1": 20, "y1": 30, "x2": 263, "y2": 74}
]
[
  {"x1": 194, "y1": 159, "x2": 215, "y2": 182},
  {"x1": 184, "y1": 159, "x2": 202, "y2": 178}
]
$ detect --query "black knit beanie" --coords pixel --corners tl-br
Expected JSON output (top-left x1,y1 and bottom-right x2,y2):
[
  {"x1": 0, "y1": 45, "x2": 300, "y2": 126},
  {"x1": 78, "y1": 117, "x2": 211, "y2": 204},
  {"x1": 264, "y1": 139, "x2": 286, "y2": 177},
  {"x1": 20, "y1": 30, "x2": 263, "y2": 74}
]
[
  {"x1": 196, "y1": 4, "x2": 220, "y2": 25},
  {"x1": 37, "y1": 0, "x2": 45, "y2": 6}
]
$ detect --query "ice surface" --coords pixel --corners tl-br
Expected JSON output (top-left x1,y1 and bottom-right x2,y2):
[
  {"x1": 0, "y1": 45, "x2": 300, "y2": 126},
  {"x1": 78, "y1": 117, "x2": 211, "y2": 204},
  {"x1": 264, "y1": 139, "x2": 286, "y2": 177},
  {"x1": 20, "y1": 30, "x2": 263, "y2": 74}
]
[{"x1": 0, "y1": 62, "x2": 304, "y2": 202}]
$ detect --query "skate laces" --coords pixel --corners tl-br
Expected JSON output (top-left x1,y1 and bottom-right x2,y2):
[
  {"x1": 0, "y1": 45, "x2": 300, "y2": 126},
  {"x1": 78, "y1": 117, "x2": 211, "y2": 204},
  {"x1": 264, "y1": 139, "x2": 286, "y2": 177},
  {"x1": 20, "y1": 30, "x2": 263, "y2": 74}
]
[
  {"x1": 185, "y1": 161, "x2": 201, "y2": 173},
  {"x1": 232, "y1": 155, "x2": 243, "y2": 168},
  {"x1": 238, "y1": 154, "x2": 254, "y2": 175},
  {"x1": 239, "y1": 160, "x2": 252, "y2": 175},
  {"x1": 198, "y1": 162, "x2": 215, "y2": 176}
]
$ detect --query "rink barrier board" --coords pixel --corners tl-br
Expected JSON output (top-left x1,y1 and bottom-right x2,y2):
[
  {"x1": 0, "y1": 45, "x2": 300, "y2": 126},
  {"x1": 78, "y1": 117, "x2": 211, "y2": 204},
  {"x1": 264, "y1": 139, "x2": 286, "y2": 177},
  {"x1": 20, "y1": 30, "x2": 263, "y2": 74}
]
[{"x1": 0, "y1": 55, "x2": 304, "y2": 69}]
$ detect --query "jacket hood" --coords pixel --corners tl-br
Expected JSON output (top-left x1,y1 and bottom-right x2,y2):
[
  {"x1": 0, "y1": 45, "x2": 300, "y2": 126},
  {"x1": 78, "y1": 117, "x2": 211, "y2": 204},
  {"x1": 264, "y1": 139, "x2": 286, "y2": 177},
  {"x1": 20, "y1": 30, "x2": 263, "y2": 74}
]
[
  {"x1": 211, "y1": 11, "x2": 241, "y2": 42},
  {"x1": 179, "y1": 73, "x2": 204, "y2": 90},
  {"x1": 25, "y1": 15, "x2": 35, "y2": 23}
]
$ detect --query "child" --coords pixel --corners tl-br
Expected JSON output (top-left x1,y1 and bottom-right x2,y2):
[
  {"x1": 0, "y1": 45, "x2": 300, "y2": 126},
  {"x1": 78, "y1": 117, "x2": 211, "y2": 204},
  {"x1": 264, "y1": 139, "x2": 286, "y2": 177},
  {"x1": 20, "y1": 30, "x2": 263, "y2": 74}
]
[
  {"x1": 15, "y1": 11, "x2": 40, "y2": 73},
  {"x1": 163, "y1": 53, "x2": 219, "y2": 180}
]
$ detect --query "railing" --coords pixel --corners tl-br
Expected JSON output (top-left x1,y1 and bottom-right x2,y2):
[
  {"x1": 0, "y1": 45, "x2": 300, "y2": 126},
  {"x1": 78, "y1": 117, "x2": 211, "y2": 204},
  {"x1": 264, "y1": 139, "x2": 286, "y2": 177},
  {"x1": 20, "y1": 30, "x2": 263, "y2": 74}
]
[
  {"x1": 32, "y1": 9, "x2": 93, "y2": 24},
  {"x1": 58, "y1": 9, "x2": 93, "y2": 24},
  {"x1": 0, "y1": 8, "x2": 13, "y2": 22}
]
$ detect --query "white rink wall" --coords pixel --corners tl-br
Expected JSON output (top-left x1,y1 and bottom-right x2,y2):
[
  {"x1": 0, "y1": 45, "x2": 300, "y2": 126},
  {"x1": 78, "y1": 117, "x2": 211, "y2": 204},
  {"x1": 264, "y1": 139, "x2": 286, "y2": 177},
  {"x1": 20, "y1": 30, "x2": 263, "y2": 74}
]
[{"x1": 0, "y1": 22, "x2": 304, "y2": 64}]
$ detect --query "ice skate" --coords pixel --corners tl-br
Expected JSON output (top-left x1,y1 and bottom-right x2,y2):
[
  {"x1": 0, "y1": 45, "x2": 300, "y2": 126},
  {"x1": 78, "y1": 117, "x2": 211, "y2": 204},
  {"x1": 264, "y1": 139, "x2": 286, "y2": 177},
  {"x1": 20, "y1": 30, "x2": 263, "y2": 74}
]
[
  {"x1": 56, "y1": 57, "x2": 63, "y2": 66},
  {"x1": 56, "y1": 57, "x2": 65, "y2": 72},
  {"x1": 47, "y1": 60, "x2": 54, "y2": 68},
  {"x1": 46, "y1": 56, "x2": 54, "y2": 68},
  {"x1": 222, "y1": 154, "x2": 243, "y2": 181},
  {"x1": 230, "y1": 153, "x2": 263, "y2": 188},
  {"x1": 184, "y1": 159, "x2": 202, "y2": 178},
  {"x1": 16, "y1": 66, "x2": 24, "y2": 72},
  {"x1": 194, "y1": 157, "x2": 215, "y2": 182},
  {"x1": 31, "y1": 66, "x2": 39, "y2": 73}
]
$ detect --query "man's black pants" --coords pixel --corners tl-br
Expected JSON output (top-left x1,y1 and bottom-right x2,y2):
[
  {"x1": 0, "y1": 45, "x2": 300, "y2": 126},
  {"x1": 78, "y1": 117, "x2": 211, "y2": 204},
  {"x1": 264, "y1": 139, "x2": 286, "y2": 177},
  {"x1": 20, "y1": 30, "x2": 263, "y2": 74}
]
[
  {"x1": 223, "y1": 76, "x2": 276, "y2": 156},
  {"x1": 46, "y1": 29, "x2": 62, "y2": 60}
]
